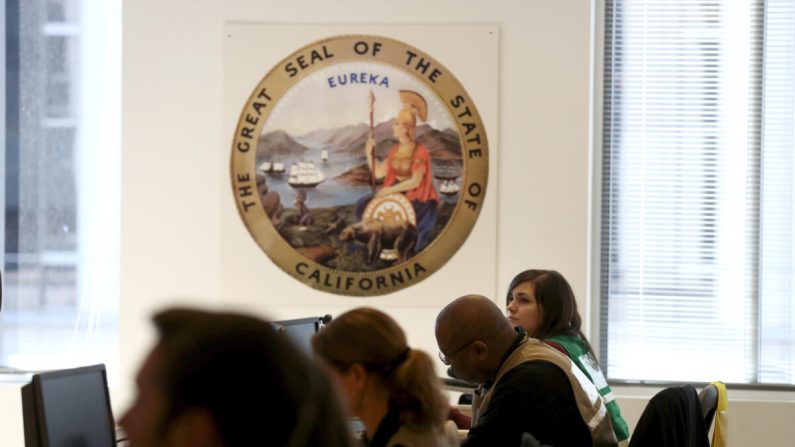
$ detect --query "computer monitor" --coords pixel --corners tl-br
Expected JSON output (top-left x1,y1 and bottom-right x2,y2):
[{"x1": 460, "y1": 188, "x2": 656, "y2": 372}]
[
  {"x1": 273, "y1": 315, "x2": 331, "y2": 355},
  {"x1": 21, "y1": 364, "x2": 116, "y2": 447}
]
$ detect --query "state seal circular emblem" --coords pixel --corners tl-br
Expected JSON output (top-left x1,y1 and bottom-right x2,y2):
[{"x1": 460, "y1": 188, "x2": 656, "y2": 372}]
[{"x1": 230, "y1": 35, "x2": 488, "y2": 296}]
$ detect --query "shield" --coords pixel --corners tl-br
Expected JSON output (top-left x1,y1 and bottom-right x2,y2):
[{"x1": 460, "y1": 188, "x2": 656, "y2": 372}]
[{"x1": 362, "y1": 193, "x2": 417, "y2": 260}]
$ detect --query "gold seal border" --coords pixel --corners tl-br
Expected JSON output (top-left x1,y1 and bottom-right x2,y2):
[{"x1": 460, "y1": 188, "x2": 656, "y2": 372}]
[{"x1": 230, "y1": 34, "x2": 489, "y2": 296}]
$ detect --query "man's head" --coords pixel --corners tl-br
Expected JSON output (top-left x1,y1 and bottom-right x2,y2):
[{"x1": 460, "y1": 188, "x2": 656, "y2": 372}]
[
  {"x1": 435, "y1": 295, "x2": 519, "y2": 383},
  {"x1": 120, "y1": 308, "x2": 352, "y2": 447}
]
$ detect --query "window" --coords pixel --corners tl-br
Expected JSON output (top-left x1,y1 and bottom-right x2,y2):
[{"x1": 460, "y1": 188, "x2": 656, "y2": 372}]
[
  {"x1": 1, "y1": 0, "x2": 120, "y2": 376},
  {"x1": 599, "y1": 0, "x2": 795, "y2": 386}
]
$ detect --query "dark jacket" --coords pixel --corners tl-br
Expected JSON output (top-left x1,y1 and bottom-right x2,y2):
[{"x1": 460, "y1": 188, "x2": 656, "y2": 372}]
[
  {"x1": 463, "y1": 360, "x2": 592, "y2": 446},
  {"x1": 629, "y1": 384, "x2": 709, "y2": 447}
]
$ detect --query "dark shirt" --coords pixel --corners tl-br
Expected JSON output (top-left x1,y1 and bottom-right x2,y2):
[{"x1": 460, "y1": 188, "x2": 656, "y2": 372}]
[
  {"x1": 361, "y1": 409, "x2": 405, "y2": 447},
  {"x1": 629, "y1": 384, "x2": 709, "y2": 447},
  {"x1": 463, "y1": 360, "x2": 592, "y2": 447}
]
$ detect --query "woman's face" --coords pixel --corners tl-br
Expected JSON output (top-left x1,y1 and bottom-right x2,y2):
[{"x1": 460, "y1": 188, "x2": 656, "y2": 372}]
[
  {"x1": 507, "y1": 281, "x2": 541, "y2": 336},
  {"x1": 392, "y1": 119, "x2": 410, "y2": 140},
  {"x1": 323, "y1": 363, "x2": 363, "y2": 418},
  {"x1": 392, "y1": 110, "x2": 414, "y2": 141}
]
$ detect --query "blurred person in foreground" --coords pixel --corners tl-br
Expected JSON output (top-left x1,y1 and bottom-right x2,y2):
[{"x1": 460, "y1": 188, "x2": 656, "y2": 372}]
[{"x1": 120, "y1": 307, "x2": 354, "y2": 447}]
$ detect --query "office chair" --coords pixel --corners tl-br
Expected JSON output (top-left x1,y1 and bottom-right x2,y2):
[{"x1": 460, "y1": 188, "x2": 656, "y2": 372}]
[
  {"x1": 699, "y1": 382, "x2": 727, "y2": 447},
  {"x1": 629, "y1": 384, "x2": 710, "y2": 447},
  {"x1": 698, "y1": 384, "x2": 718, "y2": 430}
]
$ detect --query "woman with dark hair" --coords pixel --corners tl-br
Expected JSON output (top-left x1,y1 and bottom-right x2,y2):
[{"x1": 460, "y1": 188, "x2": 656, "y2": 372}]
[
  {"x1": 506, "y1": 269, "x2": 630, "y2": 444},
  {"x1": 312, "y1": 307, "x2": 457, "y2": 447}
]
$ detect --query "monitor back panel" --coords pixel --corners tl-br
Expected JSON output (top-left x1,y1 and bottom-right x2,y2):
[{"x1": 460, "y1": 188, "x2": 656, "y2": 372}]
[{"x1": 34, "y1": 364, "x2": 116, "y2": 447}]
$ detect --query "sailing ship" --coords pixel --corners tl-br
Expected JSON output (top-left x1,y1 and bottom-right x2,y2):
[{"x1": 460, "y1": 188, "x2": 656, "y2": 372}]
[
  {"x1": 288, "y1": 161, "x2": 326, "y2": 188},
  {"x1": 439, "y1": 179, "x2": 461, "y2": 196},
  {"x1": 321, "y1": 149, "x2": 329, "y2": 163},
  {"x1": 256, "y1": 159, "x2": 285, "y2": 175},
  {"x1": 434, "y1": 164, "x2": 461, "y2": 196},
  {"x1": 271, "y1": 161, "x2": 286, "y2": 175}
]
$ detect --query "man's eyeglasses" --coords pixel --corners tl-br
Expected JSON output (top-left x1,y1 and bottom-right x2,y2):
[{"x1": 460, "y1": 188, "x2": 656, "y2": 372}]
[{"x1": 438, "y1": 340, "x2": 475, "y2": 366}]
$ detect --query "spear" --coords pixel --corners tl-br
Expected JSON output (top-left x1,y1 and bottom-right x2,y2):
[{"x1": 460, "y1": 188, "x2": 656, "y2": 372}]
[{"x1": 368, "y1": 89, "x2": 376, "y2": 193}]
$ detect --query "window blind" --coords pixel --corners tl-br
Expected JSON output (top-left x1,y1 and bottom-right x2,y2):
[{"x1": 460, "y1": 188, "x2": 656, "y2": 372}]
[
  {"x1": 600, "y1": 0, "x2": 795, "y2": 385},
  {"x1": 1, "y1": 0, "x2": 121, "y2": 376}
]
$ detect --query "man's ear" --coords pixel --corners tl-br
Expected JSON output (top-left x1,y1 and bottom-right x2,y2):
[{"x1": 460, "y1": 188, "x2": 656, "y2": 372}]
[
  {"x1": 470, "y1": 340, "x2": 489, "y2": 362},
  {"x1": 168, "y1": 408, "x2": 224, "y2": 447},
  {"x1": 347, "y1": 363, "x2": 368, "y2": 391}
]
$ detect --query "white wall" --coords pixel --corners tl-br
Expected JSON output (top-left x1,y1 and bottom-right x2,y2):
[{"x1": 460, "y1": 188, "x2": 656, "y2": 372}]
[
  {"x1": 121, "y1": 0, "x2": 589, "y2": 407},
  {"x1": 120, "y1": 0, "x2": 795, "y2": 445},
  {"x1": 2, "y1": 0, "x2": 790, "y2": 446},
  {"x1": 122, "y1": 0, "x2": 593, "y2": 377}
]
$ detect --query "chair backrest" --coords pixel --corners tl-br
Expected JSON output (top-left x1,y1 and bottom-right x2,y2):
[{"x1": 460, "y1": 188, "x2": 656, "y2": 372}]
[
  {"x1": 698, "y1": 384, "x2": 719, "y2": 431},
  {"x1": 629, "y1": 384, "x2": 710, "y2": 447}
]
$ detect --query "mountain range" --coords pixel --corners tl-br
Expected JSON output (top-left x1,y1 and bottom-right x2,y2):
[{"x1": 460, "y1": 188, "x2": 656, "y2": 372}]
[
  {"x1": 257, "y1": 119, "x2": 462, "y2": 160},
  {"x1": 256, "y1": 129, "x2": 308, "y2": 159}
]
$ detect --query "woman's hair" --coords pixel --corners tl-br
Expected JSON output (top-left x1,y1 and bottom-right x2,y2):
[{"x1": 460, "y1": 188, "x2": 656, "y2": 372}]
[
  {"x1": 507, "y1": 269, "x2": 596, "y2": 358},
  {"x1": 312, "y1": 307, "x2": 447, "y2": 430}
]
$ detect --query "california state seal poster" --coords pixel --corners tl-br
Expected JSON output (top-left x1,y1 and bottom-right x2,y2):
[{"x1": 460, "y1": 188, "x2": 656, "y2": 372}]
[{"x1": 230, "y1": 34, "x2": 489, "y2": 296}]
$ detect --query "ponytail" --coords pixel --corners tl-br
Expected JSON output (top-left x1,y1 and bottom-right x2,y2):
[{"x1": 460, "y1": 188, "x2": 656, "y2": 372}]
[
  {"x1": 386, "y1": 348, "x2": 447, "y2": 430},
  {"x1": 312, "y1": 308, "x2": 448, "y2": 431}
]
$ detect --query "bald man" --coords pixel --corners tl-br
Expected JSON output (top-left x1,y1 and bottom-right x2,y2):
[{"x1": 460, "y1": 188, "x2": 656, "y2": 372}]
[{"x1": 436, "y1": 295, "x2": 618, "y2": 447}]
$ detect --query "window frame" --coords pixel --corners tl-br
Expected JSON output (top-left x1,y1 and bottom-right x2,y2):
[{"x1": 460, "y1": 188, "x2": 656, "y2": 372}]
[
  {"x1": 590, "y1": 0, "x2": 795, "y2": 392},
  {"x1": 1, "y1": 0, "x2": 120, "y2": 377}
]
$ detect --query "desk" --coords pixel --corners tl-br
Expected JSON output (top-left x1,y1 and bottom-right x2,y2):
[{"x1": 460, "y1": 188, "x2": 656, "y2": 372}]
[
  {"x1": 0, "y1": 380, "x2": 27, "y2": 446},
  {"x1": 441, "y1": 377, "x2": 477, "y2": 394}
]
